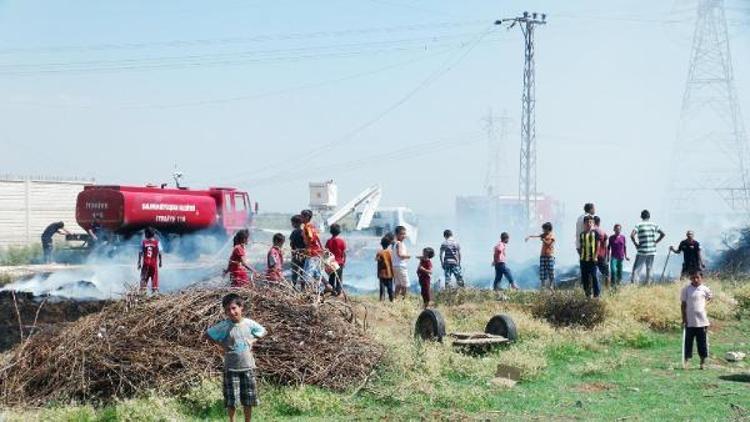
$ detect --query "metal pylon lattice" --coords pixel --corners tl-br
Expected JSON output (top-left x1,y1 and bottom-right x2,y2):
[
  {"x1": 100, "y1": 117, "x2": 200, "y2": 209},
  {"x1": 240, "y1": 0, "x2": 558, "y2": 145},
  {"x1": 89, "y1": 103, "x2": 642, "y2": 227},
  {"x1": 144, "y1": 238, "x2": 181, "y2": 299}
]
[
  {"x1": 671, "y1": 0, "x2": 750, "y2": 214},
  {"x1": 496, "y1": 12, "x2": 547, "y2": 224},
  {"x1": 482, "y1": 110, "x2": 512, "y2": 197}
]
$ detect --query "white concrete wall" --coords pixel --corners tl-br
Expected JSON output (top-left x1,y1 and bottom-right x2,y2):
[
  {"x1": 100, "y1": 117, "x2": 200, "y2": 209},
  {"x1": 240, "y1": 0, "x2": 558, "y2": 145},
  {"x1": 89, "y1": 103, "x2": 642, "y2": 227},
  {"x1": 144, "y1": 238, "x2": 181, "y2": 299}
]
[{"x1": 0, "y1": 176, "x2": 93, "y2": 248}]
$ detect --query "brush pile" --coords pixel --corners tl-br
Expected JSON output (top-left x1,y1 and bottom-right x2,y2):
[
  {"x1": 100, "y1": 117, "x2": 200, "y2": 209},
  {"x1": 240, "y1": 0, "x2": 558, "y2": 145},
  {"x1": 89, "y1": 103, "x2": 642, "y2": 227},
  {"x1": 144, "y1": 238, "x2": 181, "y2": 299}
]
[{"x1": 0, "y1": 286, "x2": 382, "y2": 405}]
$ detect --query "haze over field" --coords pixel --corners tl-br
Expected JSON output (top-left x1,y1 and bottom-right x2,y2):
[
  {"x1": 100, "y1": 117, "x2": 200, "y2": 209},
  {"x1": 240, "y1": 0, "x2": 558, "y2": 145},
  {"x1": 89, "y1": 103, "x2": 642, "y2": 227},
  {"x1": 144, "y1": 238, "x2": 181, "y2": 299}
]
[{"x1": 0, "y1": 1, "x2": 748, "y2": 246}]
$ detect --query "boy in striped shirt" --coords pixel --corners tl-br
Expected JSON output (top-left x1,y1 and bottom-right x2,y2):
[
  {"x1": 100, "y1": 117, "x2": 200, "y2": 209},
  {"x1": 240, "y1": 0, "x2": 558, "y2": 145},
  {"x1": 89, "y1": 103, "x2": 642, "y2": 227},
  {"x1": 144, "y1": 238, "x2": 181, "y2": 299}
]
[
  {"x1": 578, "y1": 216, "x2": 600, "y2": 298},
  {"x1": 630, "y1": 209, "x2": 666, "y2": 285}
]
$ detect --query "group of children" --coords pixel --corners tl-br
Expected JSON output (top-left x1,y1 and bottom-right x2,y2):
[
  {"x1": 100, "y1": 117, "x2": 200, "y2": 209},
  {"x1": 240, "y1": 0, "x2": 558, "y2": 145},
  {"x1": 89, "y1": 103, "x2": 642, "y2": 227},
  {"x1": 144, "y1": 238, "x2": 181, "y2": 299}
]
[
  {"x1": 220, "y1": 209, "x2": 348, "y2": 296},
  {"x1": 375, "y1": 227, "x2": 466, "y2": 309}
]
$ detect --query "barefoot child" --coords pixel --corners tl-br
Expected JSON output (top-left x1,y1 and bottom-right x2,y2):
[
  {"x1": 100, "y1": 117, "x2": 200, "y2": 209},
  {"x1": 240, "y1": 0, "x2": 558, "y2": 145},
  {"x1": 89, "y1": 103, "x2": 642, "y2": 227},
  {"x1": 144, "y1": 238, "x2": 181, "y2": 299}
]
[
  {"x1": 375, "y1": 235, "x2": 394, "y2": 302},
  {"x1": 205, "y1": 293, "x2": 267, "y2": 422},
  {"x1": 525, "y1": 222, "x2": 555, "y2": 290},
  {"x1": 417, "y1": 247, "x2": 435, "y2": 309},
  {"x1": 681, "y1": 272, "x2": 712, "y2": 370},
  {"x1": 137, "y1": 227, "x2": 162, "y2": 293}
]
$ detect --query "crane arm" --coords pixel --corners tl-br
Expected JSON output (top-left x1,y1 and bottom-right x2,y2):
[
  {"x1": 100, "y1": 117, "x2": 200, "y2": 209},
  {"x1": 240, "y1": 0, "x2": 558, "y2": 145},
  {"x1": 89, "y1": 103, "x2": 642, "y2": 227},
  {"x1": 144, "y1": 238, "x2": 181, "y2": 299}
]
[{"x1": 326, "y1": 185, "x2": 382, "y2": 228}]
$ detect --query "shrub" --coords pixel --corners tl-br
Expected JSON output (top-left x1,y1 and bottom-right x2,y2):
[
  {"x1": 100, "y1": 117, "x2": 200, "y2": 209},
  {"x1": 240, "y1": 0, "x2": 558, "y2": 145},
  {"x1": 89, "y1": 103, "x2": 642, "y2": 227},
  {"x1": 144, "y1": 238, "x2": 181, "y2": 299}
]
[
  {"x1": 0, "y1": 244, "x2": 41, "y2": 266},
  {"x1": 732, "y1": 284, "x2": 750, "y2": 316},
  {"x1": 531, "y1": 291, "x2": 607, "y2": 329}
]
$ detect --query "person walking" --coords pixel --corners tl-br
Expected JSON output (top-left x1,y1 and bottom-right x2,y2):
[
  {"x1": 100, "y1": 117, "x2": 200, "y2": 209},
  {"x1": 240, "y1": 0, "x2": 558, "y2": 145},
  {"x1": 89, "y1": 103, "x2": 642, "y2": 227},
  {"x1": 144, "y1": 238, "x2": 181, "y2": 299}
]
[
  {"x1": 630, "y1": 209, "x2": 666, "y2": 285},
  {"x1": 493, "y1": 232, "x2": 518, "y2": 291},
  {"x1": 670, "y1": 230, "x2": 705, "y2": 279},
  {"x1": 578, "y1": 216, "x2": 600, "y2": 298}
]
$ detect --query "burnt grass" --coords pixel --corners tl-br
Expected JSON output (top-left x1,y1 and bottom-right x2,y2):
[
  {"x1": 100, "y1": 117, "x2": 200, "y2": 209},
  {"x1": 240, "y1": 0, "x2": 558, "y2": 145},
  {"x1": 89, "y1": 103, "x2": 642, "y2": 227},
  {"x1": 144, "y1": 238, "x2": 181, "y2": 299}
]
[{"x1": 0, "y1": 291, "x2": 109, "y2": 351}]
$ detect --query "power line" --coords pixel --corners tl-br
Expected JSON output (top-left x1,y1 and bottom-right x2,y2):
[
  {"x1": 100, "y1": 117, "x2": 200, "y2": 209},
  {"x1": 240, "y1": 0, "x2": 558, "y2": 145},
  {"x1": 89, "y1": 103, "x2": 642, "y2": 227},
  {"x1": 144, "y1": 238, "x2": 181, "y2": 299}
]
[
  {"x1": 0, "y1": 19, "x2": 488, "y2": 56},
  {"x1": 228, "y1": 25, "x2": 495, "y2": 182},
  {"x1": 0, "y1": 32, "x2": 506, "y2": 76},
  {"x1": 220, "y1": 131, "x2": 484, "y2": 188}
]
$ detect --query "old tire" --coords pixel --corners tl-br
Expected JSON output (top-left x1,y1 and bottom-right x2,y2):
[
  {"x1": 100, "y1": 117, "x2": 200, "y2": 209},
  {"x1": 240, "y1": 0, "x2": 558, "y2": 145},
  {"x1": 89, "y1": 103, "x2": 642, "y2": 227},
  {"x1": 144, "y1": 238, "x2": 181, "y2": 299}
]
[
  {"x1": 485, "y1": 314, "x2": 518, "y2": 342},
  {"x1": 414, "y1": 309, "x2": 446, "y2": 342}
]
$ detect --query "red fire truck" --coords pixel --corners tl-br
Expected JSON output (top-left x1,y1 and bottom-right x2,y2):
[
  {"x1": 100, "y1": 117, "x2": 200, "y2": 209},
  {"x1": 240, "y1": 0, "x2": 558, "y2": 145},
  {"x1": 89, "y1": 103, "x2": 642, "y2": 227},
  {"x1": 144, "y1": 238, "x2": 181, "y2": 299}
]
[{"x1": 74, "y1": 185, "x2": 254, "y2": 241}]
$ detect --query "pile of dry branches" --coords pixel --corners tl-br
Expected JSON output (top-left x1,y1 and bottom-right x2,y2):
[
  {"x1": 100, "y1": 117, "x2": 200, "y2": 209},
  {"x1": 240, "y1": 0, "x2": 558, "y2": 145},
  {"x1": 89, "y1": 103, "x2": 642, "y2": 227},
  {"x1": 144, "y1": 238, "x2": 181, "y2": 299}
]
[{"x1": 0, "y1": 286, "x2": 382, "y2": 405}]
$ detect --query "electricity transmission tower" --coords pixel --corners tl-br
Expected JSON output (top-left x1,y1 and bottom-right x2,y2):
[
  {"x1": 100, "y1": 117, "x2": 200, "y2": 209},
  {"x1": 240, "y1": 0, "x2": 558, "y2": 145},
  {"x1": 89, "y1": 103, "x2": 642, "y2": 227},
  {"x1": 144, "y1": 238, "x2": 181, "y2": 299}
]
[
  {"x1": 671, "y1": 0, "x2": 749, "y2": 214},
  {"x1": 482, "y1": 110, "x2": 512, "y2": 197},
  {"x1": 496, "y1": 12, "x2": 547, "y2": 224}
]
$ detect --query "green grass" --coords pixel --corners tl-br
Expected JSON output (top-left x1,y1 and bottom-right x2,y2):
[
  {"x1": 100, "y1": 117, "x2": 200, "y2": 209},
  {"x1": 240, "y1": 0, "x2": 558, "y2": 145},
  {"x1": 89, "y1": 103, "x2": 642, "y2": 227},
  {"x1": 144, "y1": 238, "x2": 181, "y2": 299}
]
[{"x1": 3, "y1": 283, "x2": 750, "y2": 421}]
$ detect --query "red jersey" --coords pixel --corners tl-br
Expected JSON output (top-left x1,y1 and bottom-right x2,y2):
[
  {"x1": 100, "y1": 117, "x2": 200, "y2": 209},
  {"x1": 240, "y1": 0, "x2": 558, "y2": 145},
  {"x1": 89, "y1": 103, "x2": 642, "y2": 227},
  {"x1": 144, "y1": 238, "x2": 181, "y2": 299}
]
[
  {"x1": 325, "y1": 236, "x2": 347, "y2": 266},
  {"x1": 141, "y1": 238, "x2": 160, "y2": 267},
  {"x1": 303, "y1": 222, "x2": 323, "y2": 257},
  {"x1": 228, "y1": 244, "x2": 249, "y2": 286},
  {"x1": 266, "y1": 246, "x2": 284, "y2": 282},
  {"x1": 417, "y1": 258, "x2": 432, "y2": 283}
]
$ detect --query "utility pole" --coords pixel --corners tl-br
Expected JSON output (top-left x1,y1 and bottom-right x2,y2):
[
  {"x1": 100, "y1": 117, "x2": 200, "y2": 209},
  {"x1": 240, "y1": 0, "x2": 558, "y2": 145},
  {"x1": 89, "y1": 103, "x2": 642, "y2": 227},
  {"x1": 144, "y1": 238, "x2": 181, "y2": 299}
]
[
  {"x1": 670, "y1": 0, "x2": 749, "y2": 214},
  {"x1": 496, "y1": 12, "x2": 547, "y2": 224}
]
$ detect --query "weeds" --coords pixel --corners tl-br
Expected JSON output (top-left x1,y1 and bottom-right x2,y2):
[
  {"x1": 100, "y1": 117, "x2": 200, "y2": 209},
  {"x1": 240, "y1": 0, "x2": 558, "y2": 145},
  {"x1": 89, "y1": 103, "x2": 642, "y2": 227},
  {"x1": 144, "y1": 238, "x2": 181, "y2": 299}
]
[
  {"x1": 531, "y1": 290, "x2": 607, "y2": 328},
  {"x1": 732, "y1": 284, "x2": 750, "y2": 316},
  {"x1": 0, "y1": 244, "x2": 41, "y2": 266}
]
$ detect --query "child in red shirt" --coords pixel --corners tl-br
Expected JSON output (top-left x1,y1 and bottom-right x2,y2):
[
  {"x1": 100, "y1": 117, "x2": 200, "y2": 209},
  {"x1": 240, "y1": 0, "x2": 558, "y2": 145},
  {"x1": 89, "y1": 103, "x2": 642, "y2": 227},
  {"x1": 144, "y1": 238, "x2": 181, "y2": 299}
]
[
  {"x1": 325, "y1": 223, "x2": 347, "y2": 296},
  {"x1": 417, "y1": 247, "x2": 435, "y2": 309},
  {"x1": 266, "y1": 233, "x2": 285, "y2": 283},
  {"x1": 138, "y1": 227, "x2": 162, "y2": 293},
  {"x1": 225, "y1": 229, "x2": 254, "y2": 287}
]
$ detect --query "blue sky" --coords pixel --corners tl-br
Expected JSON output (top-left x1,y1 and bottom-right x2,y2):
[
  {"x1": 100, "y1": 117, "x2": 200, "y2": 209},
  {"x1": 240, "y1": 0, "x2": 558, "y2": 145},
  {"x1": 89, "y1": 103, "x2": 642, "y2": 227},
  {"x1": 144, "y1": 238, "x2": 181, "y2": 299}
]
[{"x1": 0, "y1": 0, "x2": 748, "y2": 229}]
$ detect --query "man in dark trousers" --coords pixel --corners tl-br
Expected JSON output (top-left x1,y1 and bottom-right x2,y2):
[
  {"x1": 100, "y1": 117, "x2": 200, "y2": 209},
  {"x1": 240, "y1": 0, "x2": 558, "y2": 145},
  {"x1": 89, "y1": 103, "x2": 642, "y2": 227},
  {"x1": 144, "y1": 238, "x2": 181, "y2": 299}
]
[
  {"x1": 41, "y1": 221, "x2": 70, "y2": 264},
  {"x1": 670, "y1": 230, "x2": 705, "y2": 279},
  {"x1": 289, "y1": 215, "x2": 307, "y2": 289}
]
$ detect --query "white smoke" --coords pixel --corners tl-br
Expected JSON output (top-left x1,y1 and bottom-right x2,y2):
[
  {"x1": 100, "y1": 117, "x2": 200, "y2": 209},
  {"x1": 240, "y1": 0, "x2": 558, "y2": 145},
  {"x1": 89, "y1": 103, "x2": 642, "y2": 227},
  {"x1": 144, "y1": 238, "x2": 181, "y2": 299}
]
[{"x1": 1, "y1": 232, "x2": 228, "y2": 300}]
